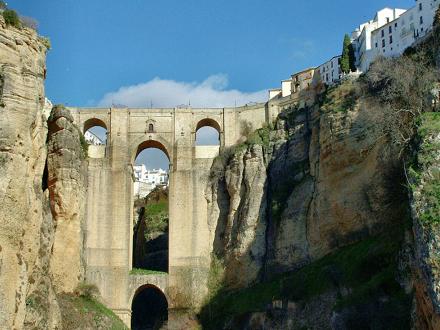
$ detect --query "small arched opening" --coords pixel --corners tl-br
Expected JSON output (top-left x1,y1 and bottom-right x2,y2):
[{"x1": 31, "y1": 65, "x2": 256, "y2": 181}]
[
  {"x1": 83, "y1": 118, "x2": 107, "y2": 145},
  {"x1": 132, "y1": 140, "x2": 170, "y2": 273},
  {"x1": 195, "y1": 118, "x2": 221, "y2": 146},
  {"x1": 131, "y1": 285, "x2": 168, "y2": 330}
]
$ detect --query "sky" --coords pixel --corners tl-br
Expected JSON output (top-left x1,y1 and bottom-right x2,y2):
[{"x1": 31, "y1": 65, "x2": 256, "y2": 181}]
[{"x1": 9, "y1": 0, "x2": 416, "y2": 168}]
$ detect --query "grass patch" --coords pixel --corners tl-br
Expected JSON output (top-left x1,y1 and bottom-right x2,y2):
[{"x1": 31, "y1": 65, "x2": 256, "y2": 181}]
[
  {"x1": 58, "y1": 294, "x2": 128, "y2": 330},
  {"x1": 130, "y1": 268, "x2": 167, "y2": 276},
  {"x1": 39, "y1": 36, "x2": 51, "y2": 50},
  {"x1": 199, "y1": 231, "x2": 408, "y2": 329}
]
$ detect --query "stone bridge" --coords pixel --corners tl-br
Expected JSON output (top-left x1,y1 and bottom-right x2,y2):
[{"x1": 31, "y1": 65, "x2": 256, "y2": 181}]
[{"x1": 69, "y1": 103, "x2": 281, "y2": 327}]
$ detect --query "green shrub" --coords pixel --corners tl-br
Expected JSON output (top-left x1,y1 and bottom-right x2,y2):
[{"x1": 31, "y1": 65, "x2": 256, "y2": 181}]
[
  {"x1": 75, "y1": 125, "x2": 89, "y2": 159},
  {"x1": 3, "y1": 9, "x2": 21, "y2": 28},
  {"x1": 143, "y1": 200, "x2": 168, "y2": 237},
  {"x1": 39, "y1": 36, "x2": 51, "y2": 50},
  {"x1": 411, "y1": 113, "x2": 440, "y2": 224}
]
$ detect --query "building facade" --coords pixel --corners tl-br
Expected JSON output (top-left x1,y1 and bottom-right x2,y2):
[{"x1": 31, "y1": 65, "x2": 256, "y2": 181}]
[
  {"x1": 352, "y1": 0, "x2": 439, "y2": 72},
  {"x1": 133, "y1": 165, "x2": 169, "y2": 198},
  {"x1": 318, "y1": 55, "x2": 342, "y2": 86},
  {"x1": 351, "y1": 7, "x2": 407, "y2": 72},
  {"x1": 370, "y1": 0, "x2": 439, "y2": 61}
]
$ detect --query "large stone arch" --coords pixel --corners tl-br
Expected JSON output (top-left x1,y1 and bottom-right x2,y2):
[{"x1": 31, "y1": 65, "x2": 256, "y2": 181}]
[
  {"x1": 82, "y1": 117, "x2": 108, "y2": 133},
  {"x1": 130, "y1": 136, "x2": 172, "y2": 165},
  {"x1": 195, "y1": 117, "x2": 222, "y2": 133},
  {"x1": 194, "y1": 118, "x2": 223, "y2": 147}
]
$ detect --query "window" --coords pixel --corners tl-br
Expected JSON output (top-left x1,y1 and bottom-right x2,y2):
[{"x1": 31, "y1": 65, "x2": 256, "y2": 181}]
[
  {"x1": 389, "y1": 26, "x2": 392, "y2": 34},
  {"x1": 148, "y1": 123, "x2": 154, "y2": 132},
  {"x1": 420, "y1": 16, "x2": 423, "y2": 24},
  {"x1": 375, "y1": 42, "x2": 378, "y2": 48},
  {"x1": 331, "y1": 61, "x2": 333, "y2": 68},
  {"x1": 386, "y1": 17, "x2": 390, "y2": 23},
  {"x1": 382, "y1": 39, "x2": 385, "y2": 47},
  {"x1": 395, "y1": 22, "x2": 398, "y2": 28},
  {"x1": 381, "y1": 30, "x2": 384, "y2": 37},
  {"x1": 389, "y1": 35, "x2": 393, "y2": 44},
  {"x1": 419, "y1": 3, "x2": 422, "y2": 11}
]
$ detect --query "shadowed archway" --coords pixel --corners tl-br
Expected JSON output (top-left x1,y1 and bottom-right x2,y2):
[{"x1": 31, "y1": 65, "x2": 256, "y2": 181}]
[{"x1": 131, "y1": 285, "x2": 168, "y2": 330}]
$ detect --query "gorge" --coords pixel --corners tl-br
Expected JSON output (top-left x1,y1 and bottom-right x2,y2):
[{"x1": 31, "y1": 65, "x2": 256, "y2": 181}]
[{"x1": 1, "y1": 6, "x2": 440, "y2": 330}]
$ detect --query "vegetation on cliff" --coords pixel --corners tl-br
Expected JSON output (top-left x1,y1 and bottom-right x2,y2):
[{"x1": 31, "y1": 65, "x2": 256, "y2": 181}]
[
  {"x1": 58, "y1": 294, "x2": 128, "y2": 330},
  {"x1": 410, "y1": 113, "x2": 440, "y2": 223},
  {"x1": 200, "y1": 230, "x2": 410, "y2": 329}
]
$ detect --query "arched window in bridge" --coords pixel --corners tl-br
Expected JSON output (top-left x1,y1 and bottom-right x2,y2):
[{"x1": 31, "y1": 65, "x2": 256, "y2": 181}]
[
  {"x1": 132, "y1": 140, "x2": 170, "y2": 273},
  {"x1": 148, "y1": 123, "x2": 154, "y2": 133},
  {"x1": 83, "y1": 118, "x2": 107, "y2": 145},
  {"x1": 195, "y1": 118, "x2": 221, "y2": 146}
]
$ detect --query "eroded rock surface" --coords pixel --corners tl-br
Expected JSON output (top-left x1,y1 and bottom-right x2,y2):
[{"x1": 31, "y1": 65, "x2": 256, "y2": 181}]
[
  {"x1": 47, "y1": 105, "x2": 86, "y2": 293},
  {"x1": 0, "y1": 16, "x2": 59, "y2": 329},
  {"x1": 206, "y1": 100, "x2": 402, "y2": 288}
]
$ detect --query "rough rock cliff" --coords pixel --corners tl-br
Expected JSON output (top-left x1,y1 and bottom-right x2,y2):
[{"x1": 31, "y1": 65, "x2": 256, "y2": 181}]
[
  {"x1": 47, "y1": 106, "x2": 87, "y2": 293},
  {"x1": 206, "y1": 100, "x2": 403, "y2": 290},
  {"x1": 0, "y1": 15, "x2": 58, "y2": 329}
]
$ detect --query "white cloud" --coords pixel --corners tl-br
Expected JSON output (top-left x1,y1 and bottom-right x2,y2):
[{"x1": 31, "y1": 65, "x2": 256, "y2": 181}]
[{"x1": 97, "y1": 74, "x2": 267, "y2": 108}]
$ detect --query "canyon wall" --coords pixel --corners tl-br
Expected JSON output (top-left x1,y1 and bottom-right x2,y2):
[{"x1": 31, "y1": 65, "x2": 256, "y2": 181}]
[
  {"x1": 0, "y1": 17, "x2": 97, "y2": 329},
  {"x1": 0, "y1": 16, "x2": 58, "y2": 328},
  {"x1": 206, "y1": 98, "x2": 403, "y2": 289}
]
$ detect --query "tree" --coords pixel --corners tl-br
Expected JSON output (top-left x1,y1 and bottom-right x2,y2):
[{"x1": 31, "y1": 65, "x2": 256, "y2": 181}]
[
  {"x1": 341, "y1": 34, "x2": 353, "y2": 74},
  {"x1": 0, "y1": 1, "x2": 6, "y2": 10},
  {"x1": 349, "y1": 43, "x2": 356, "y2": 72}
]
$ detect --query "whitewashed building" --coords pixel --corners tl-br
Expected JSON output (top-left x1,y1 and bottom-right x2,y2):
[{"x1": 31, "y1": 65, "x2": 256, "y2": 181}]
[
  {"x1": 351, "y1": 7, "x2": 407, "y2": 72},
  {"x1": 133, "y1": 165, "x2": 168, "y2": 198},
  {"x1": 318, "y1": 55, "x2": 342, "y2": 86},
  {"x1": 370, "y1": 0, "x2": 439, "y2": 61},
  {"x1": 84, "y1": 131, "x2": 104, "y2": 145},
  {"x1": 352, "y1": 0, "x2": 439, "y2": 72}
]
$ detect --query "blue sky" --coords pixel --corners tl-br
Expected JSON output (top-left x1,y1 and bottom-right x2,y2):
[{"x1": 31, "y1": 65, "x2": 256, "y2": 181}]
[
  {"x1": 10, "y1": 0, "x2": 415, "y2": 107},
  {"x1": 9, "y1": 0, "x2": 416, "y2": 169}
]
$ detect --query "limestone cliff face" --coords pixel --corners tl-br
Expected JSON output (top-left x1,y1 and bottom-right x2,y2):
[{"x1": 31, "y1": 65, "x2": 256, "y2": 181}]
[
  {"x1": 0, "y1": 17, "x2": 87, "y2": 329},
  {"x1": 0, "y1": 16, "x2": 60, "y2": 329},
  {"x1": 206, "y1": 100, "x2": 402, "y2": 288},
  {"x1": 206, "y1": 145, "x2": 267, "y2": 287},
  {"x1": 47, "y1": 106, "x2": 86, "y2": 293}
]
